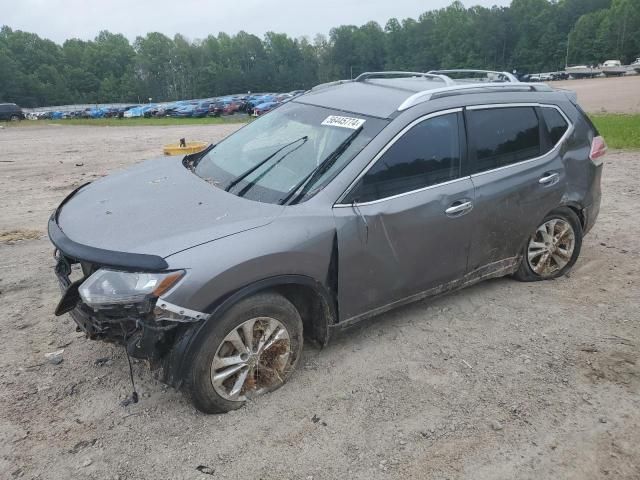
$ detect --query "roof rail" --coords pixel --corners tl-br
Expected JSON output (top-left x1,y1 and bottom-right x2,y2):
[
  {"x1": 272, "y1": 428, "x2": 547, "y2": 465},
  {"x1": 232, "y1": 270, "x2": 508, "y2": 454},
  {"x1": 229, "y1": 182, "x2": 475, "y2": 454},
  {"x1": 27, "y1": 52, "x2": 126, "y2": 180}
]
[
  {"x1": 310, "y1": 79, "x2": 352, "y2": 92},
  {"x1": 355, "y1": 71, "x2": 455, "y2": 86},
  {"x1": 398, "y1": 82, "x2": 553, "y2": 111},
  {"x1": 428, "y1": 69, "x2": 519, "y2": 83}
]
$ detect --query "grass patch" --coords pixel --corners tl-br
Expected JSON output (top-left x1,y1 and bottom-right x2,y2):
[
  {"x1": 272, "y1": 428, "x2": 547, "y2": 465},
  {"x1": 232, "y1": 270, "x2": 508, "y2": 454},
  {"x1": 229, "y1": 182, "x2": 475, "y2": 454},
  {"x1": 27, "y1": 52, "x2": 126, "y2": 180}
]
[
  {"x1": 590, "y1": 114, "x2": 640, "y2": 150},
  {"x1": 11, "y1": 116, "x2": 250, "y2": 127}
]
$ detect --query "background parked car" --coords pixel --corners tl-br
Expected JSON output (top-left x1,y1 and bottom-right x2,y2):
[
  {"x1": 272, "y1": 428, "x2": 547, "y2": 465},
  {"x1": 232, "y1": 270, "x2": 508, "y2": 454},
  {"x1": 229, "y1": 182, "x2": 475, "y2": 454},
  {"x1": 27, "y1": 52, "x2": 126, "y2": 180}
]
[
  {"x1": 252, "y1": 100, "x2": 280, "y2": 116},
  {"x1": 209, "y1": 98, "x2": 241, "y2": 117},
  {"x1": 193, "y1": 101, "x2": 213, "y2": 118},
  {"x1": 169, "y1": 104, "x2": 195, "y2": 118},
  {"x1": 124, "y1": 104, "x2": 157, "y2": 118},
  {"x1": 0, "y1": 103, "x2": 25, "y2": 121}
]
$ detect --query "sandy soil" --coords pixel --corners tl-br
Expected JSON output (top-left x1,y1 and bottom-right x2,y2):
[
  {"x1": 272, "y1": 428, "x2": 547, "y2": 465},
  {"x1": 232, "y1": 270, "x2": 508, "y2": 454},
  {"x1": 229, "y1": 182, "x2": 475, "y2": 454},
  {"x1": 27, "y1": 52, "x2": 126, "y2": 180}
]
[
  {"x1": 1, "y1": 112, "x2": 639, "y2": 479},
  {"x1": 552, "y1": 75, "x2": 640, "y2": 114}
]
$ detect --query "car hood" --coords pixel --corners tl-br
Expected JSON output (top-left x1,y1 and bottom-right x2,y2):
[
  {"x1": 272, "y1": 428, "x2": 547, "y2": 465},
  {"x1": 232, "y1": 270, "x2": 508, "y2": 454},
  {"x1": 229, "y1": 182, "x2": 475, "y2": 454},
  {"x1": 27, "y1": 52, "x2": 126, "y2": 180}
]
[{"x1": 56, "y1": 156, "x2": 284, "y2": 258}]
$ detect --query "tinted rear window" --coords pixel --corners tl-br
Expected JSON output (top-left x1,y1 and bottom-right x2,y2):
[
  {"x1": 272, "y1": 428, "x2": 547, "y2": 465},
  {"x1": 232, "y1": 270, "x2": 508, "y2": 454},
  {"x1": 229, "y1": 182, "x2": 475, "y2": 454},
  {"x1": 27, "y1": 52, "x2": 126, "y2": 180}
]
[
  {"x1": 541, "y1": 107, "x2": 569, "y2": 145},
  {"x1": 572, "y1": 101, "x2": 600, "y2": 136},
  {"x1": 468, "y1": 107, "x2": 541, "y2": 173}
]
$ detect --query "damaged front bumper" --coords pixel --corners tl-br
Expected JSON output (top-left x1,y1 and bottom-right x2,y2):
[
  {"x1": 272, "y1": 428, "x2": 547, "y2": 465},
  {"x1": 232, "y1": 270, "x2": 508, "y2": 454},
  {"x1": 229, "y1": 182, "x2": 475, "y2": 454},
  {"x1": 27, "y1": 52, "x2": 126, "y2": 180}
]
[
  {"x1": 52, "y1": 250, "x2": 206, "y2": 383},
  {"x1": 47, "y1": 184, "x2": 209, "y2": 387}
]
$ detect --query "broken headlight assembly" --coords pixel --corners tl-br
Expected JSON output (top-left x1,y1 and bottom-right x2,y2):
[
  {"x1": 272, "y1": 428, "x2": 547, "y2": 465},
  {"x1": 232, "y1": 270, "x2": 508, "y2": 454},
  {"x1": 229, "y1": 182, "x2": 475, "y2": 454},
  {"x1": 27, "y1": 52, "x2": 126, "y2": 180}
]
[{"x1": 78, "y1": 269, "x2": 185, "y2": 312}]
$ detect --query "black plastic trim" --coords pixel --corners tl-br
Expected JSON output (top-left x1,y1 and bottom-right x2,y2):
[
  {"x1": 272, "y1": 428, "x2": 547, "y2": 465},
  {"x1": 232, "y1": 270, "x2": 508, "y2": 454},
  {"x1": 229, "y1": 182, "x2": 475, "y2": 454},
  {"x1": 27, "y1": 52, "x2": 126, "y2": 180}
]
[
  {"x1": 54, "y1": 182, "x2": 92, "y2": 221},
  {"x1": 49, "y1": 215, "x2": 169, "y2": 271},
  {"x1": 48, "y1": 186, "x2": 169, "y2": 271}
]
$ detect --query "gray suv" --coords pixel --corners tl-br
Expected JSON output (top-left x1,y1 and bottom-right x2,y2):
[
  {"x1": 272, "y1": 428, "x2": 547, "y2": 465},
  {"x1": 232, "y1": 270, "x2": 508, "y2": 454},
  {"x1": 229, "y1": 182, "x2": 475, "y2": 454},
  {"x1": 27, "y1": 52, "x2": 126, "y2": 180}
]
[{"x1": 49, "y1": 70, "x2": 606, "y2": 413}]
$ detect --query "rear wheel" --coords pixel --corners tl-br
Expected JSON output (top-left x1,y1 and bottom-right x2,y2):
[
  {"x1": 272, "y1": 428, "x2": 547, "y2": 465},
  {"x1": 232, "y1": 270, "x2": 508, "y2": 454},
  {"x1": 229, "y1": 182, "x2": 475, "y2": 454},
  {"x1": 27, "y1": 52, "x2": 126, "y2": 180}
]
[
  {"x1": 185, "y1": 292, "x2": 303, "y2": 413},
  {"x1": 10, "y1": 115, "x2": 20, "y2": 122},
  {"x1": 514, "y1": 208, "x2": 582, "y2": 281}
]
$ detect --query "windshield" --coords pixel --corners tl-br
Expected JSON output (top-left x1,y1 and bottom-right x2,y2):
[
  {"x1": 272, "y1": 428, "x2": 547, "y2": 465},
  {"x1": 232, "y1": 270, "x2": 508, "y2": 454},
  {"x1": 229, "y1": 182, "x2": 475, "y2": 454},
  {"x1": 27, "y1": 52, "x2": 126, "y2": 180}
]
[{"x1": 193, "y1": 102, "x2": 386, "y2": 204}]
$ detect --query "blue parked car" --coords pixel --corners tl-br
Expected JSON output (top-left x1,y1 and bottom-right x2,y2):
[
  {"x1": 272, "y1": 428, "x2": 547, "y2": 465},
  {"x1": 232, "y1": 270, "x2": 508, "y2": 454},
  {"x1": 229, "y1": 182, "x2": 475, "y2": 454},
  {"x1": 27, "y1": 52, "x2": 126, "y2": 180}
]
[
  {"x1": 252, "y1": 101, "x2": 280, "y2": 116},
  {"x1": 169, "y1": 104, "x2": 197, "y2": 118},
  {"x1": 124, "y1": 105, "x2": 157, "y2": 118},
  {"x1": 193, "y1": 101, "x2": 213, "y2": 118},
  {"x1": 86, "y1": 107, "x2": 108, "y2": 119}
]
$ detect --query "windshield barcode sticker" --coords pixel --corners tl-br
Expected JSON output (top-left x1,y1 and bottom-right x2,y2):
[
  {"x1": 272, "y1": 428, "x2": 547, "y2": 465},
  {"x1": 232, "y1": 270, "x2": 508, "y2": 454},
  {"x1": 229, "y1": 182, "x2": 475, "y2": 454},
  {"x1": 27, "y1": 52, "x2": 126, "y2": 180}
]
[{"x1": 321, "y1": 115, "x2": 366, "y2": 130}]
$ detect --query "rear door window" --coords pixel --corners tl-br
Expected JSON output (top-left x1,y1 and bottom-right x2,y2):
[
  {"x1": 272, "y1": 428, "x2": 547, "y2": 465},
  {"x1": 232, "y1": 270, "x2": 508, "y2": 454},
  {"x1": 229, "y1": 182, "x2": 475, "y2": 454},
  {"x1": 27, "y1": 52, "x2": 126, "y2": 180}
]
[
  {"x1": 467, "y1": 107, "x2": 541, "y2": 173},
  {"x1": 347, "y1": 112, "x2": 462, "y2": 203},
  {"x1": 541, "y1": 107, "x2": 569, "y2": 145}
]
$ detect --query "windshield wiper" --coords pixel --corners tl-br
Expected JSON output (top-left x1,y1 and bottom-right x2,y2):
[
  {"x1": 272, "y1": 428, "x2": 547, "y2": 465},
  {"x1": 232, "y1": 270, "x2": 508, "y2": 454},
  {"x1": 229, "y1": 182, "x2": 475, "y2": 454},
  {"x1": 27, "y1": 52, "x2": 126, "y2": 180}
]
[
  {"x1": 225, "y1": 136, "x2": 308, "y2": 193},
  {"x1": 236, "y1": 137, "x2": 309, "y2": 198},
  {"x1": 280, "y1": 127, "x2": 363, "y2": 205},
  {"x1": 185, "y1": 143, "x2": 215, "y2": 170}
]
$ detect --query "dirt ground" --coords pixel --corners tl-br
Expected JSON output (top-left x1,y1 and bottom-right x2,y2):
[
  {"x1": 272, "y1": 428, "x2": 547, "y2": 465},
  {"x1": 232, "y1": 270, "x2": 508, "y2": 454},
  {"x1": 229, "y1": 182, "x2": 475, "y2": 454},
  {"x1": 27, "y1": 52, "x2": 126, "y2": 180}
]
[
  {"x1": 1, "y1": 96, "x2": 639, "y2": 480},
  {"x1": 552, "y1": 75, "x2": 640, "y2": 114}
]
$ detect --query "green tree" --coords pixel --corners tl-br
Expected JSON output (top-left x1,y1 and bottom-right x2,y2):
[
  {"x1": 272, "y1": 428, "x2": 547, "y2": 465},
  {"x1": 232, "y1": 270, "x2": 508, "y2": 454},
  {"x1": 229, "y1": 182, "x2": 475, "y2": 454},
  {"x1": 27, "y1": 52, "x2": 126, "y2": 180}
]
[{"x1": 0, "y1": 0, "x2": 636, "y2": 107}]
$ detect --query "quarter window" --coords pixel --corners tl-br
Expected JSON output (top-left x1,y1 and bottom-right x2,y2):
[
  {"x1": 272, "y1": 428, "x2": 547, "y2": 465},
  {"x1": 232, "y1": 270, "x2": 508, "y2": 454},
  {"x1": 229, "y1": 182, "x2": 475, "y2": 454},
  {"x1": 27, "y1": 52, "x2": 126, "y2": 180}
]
[
  {"x1": 348, "y1": 113, "x2": 461, "y2": 203},
  {"x1": 468, "y1": 107, "x2": 541, "y2": 173},
  {"x1": 541, "y1": 107, "x2": 569, "y2": 145}
]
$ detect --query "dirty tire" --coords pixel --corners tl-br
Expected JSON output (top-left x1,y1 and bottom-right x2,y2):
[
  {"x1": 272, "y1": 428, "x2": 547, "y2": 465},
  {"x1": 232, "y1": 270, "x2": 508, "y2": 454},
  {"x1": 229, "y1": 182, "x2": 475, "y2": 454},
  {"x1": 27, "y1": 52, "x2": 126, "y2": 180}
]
[
  {"x1": 185, "y1": 292, "x2": 303, "y2": 414},
  {"x1": 10, "y1": 115, "x2": 20, "y2": 122},
  {"x1": 514, "y1": 207, "x2": 582, "y2": 282}
]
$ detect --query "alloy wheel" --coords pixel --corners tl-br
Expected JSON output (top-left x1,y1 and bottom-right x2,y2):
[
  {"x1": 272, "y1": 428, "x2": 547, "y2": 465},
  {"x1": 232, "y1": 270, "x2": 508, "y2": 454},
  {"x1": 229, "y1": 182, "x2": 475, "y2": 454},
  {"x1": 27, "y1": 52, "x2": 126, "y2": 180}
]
[
  {"x1": 210, "y1": 317, "x2": 291, "y2": 402},
  {"x1": 527, "y1": 218, "x2": 576, "y2": 277}
]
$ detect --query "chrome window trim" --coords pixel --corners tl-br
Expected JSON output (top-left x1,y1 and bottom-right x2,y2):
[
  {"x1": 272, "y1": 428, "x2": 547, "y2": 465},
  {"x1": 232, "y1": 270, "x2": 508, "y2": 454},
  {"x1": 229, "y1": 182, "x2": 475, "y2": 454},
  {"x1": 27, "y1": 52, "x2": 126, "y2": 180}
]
[
  {"x1": 334, "y1": 108, "x2": 463, "y2": 207},
  {"x1": 333, "y1": 103, "x2": 572, "y2": 207},
  {"x1": 333, "y1": 175, "x2": 472, "y2": 208},
  {"x1": 467, "y1": 103, "x2": 573, "y2": 178}
]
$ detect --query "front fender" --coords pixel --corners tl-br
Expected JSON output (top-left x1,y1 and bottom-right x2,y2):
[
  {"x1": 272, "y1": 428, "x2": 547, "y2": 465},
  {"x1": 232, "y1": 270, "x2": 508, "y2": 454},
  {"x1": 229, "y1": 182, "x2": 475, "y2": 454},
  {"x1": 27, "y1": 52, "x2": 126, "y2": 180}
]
[
  {"x1": 161, "y1": 274, "x2": 336, "y2": 388},
  {"x1": 157, "y1": 215, "x2": 337, "y2": 388},
  {"x1": 160, "y1": 214, "x2": 336, "y2": 312}
]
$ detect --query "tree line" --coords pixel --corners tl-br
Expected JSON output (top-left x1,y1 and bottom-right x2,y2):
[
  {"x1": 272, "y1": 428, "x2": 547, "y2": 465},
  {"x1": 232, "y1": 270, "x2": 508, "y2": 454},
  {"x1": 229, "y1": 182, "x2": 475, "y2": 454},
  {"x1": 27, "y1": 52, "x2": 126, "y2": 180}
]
[{"x1": 1, "y1": 0, "x2": 638, "y2": 108}]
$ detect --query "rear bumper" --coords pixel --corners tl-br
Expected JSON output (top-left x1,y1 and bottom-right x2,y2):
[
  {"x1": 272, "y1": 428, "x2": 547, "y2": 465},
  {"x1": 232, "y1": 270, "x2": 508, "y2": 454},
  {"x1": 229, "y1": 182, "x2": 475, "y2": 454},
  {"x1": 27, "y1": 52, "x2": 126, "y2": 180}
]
[
  {"x1": 583, "y1": 163, "x2": 603, "y2": 235},
  {"x1": 582, "y1": 201, "x2": 600, "y2": 235}
]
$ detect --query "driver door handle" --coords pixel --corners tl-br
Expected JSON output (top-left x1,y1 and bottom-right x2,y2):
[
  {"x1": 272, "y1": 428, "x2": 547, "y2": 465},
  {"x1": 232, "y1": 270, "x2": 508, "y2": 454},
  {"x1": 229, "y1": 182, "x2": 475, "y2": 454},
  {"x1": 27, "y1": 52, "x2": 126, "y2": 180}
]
[
  {"x1": 539, "y1": 172, "x2": 560, "y2": 185},
  {"x1": 445, "y1": 201, "x2": 473, "y2": 216}
]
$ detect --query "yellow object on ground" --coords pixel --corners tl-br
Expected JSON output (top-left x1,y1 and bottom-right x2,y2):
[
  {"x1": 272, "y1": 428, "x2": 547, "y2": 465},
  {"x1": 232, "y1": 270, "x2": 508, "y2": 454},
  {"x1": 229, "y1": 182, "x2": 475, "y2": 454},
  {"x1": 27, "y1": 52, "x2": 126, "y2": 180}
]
[{"x1": 163, "y1": 141, "x2": 209, "y2": 156}]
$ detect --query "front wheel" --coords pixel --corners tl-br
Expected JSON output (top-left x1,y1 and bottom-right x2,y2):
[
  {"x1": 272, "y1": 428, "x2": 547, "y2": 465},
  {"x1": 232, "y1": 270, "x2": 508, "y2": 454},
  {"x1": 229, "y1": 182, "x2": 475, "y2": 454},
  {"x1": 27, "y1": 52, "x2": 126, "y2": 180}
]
[
  {"x1": 10, "y1": 115, "x2": 20, "y2": 122},
  {"x1": 514, "y1": 208, "x2": 583, "y2": 281},
  {"x1": 185, "y1": 292, "x2": 303, "y2": 413}
]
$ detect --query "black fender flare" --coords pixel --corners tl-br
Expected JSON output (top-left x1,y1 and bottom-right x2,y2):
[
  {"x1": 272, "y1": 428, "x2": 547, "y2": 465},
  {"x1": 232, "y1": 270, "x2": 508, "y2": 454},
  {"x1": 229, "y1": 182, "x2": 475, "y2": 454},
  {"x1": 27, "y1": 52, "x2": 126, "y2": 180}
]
[{"x1": 162, "y1": 275, "x2": 337, "y2": 388}]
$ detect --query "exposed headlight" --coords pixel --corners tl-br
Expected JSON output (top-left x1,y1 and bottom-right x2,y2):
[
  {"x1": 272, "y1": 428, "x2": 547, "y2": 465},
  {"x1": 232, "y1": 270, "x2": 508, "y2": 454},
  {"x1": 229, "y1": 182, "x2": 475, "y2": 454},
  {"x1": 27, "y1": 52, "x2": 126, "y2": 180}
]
[{"x1": 79, "y1": 269, "x2": 184, "y2": 309}]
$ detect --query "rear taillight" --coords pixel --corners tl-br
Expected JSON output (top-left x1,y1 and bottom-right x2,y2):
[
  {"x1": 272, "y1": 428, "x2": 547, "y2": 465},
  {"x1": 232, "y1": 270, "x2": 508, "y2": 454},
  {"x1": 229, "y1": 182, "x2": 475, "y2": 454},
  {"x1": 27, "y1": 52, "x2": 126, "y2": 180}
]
[{"x1": 590, "y1": 136, "x2": 607, "y2": 161}]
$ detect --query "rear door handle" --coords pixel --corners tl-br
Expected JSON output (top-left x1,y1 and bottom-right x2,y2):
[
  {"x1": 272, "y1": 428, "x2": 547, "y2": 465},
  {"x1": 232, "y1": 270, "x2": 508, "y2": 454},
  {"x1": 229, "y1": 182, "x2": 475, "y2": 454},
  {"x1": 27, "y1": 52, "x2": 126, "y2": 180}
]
[
  {"x1": 539, "y1": 172, "x2": 560, "y2": 185},
  {"x1": 445, "y1": 201, "x2": 473, "y2": 216}
]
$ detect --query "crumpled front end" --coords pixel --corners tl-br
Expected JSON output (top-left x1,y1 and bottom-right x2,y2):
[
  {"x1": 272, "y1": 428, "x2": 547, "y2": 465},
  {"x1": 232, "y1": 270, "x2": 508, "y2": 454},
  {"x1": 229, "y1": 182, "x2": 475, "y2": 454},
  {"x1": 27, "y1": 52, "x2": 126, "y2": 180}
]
[{"x1": 53, "y1": 250, "x2": 204, "y2": 381}]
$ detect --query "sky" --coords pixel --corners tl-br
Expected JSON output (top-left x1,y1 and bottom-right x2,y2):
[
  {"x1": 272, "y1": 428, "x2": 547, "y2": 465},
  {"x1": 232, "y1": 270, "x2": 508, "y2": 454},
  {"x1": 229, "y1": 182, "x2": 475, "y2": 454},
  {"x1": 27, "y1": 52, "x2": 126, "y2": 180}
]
[{"x1": 2, "y1": 0, "x2": 511, "y2": 44}]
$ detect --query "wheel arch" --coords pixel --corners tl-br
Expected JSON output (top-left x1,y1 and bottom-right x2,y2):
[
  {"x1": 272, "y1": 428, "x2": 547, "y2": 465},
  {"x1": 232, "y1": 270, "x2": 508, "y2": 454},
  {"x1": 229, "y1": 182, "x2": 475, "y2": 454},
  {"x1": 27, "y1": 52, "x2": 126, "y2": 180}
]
[
  {"x1": 550, "y1": 201, "x2": 586, "y2": 231},
  {"x1": 203, "y1": 274, "x2": 337, "y2": 346},
  {"x1": 513, "y1": 202, "x2": 585, "y2": 271},
  {"x1": 163, "y1": 275, "x2": 337, "y2": 388},
  {"x1": 562, "y1": 203, "x2": 586, "y2": 230}
]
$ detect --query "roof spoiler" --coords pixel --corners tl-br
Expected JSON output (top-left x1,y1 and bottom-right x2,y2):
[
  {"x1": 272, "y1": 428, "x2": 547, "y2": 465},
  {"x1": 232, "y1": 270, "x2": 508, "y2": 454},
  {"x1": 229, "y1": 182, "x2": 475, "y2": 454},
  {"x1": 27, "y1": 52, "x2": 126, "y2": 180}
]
[{"x1": 555, "y1": 88, "x2": 578, "y2": 103}]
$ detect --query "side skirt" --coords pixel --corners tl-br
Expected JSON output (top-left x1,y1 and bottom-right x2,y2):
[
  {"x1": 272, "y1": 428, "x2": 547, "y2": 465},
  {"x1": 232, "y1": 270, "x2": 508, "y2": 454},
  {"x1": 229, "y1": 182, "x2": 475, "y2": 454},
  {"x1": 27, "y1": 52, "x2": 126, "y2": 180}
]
[{"x1": 332, "y1": 256, "x2": 520, "y2": 330}]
